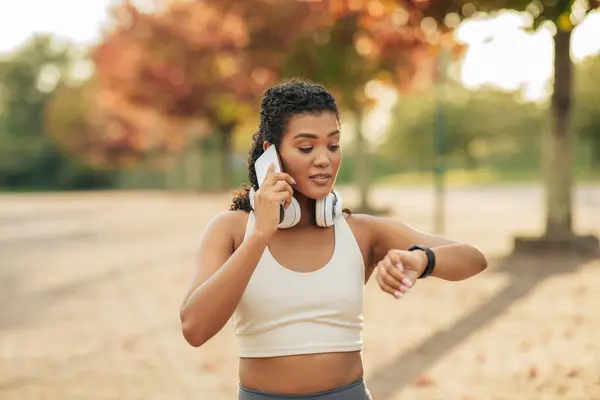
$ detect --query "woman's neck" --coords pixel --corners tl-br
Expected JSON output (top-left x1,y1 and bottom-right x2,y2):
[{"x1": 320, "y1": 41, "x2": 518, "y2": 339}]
[{"x1": 293, "y1": 192, "x2": 318, "y2": 228}]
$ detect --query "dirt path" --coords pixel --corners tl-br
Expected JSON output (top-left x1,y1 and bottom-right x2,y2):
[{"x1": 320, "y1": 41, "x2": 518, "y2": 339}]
[{"x1": 1, "y1": 185, "x2": 599, "y2": 400}]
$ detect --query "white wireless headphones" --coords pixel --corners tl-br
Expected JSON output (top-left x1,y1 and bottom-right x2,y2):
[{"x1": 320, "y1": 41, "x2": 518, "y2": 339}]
[{"x1": 249, "y1": 187, "x2": 343, "y2": 229}]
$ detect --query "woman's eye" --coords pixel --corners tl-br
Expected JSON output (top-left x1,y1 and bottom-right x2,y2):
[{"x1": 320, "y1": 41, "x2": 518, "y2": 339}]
[
  {"x1": 299, "y1": 147, "x2": 312, "y2": 153},
  {"x1": 329, "y1": 144, "x2": 340, "y2": 151}
]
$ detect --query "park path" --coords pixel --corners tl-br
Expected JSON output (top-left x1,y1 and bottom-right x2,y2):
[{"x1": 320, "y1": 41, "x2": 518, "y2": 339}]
[{"x1": 1, "y1": 185, "x2": 599, "y2": 400}]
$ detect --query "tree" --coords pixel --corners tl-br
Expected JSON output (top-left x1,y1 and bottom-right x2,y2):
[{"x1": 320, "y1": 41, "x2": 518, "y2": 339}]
[
  {"x1": 46, "y1": 79, "x2": 190, "y2": 169},
  {"x1": 0, "y1": 35, "x2": 68, "y2": 188},
  {"x1": 380, "y1": 53, "x2": 600, "y2": 177},
  {"x1": 92, "y1": 0, "x2": 330, "y2": 189},
  {"x1": 92, "y1": 2, "x2": 237, "y2": 184},
  {"x1": 93, "y1": 1, "x2": 467, "y2": 198},
  {"x1": 283, "y1": 1, "x2": 465, "y2": 213},
  {"x1": 415, "y1": 0, "x2": 600, "y2": 249},
  {"x1": 380, "y1": 83, "x2": 546, "y2": 172},
  {"x1": 0, "y1": 35, "x2": 114, "y2": 190},
  {"x1": 573, "y1": 53, "x2": 600, "y2": 166}
]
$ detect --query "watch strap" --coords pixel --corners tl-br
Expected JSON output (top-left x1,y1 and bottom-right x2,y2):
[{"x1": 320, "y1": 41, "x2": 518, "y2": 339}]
[{"x1": 408, "y1": 244, "x2": 436, "y2": 279}]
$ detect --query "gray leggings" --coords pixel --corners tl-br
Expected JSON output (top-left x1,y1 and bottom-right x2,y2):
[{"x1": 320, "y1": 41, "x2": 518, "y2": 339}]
[{"x1": 238, "y1": 378, "x2": 372, "y2": 399}]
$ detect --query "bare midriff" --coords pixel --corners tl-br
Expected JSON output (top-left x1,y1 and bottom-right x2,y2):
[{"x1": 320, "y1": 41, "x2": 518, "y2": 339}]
[{"x1": 239, "y1": 351, "x2": 363, "y2": 394}]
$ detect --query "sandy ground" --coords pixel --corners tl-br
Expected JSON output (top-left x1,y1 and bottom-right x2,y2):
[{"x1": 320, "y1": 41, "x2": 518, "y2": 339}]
[{"x1": 1, "y1": 184, "x2": 599, "y2": 400}]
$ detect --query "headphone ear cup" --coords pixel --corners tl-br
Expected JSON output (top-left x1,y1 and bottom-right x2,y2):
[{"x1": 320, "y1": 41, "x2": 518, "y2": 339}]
[
  {"x1": 315, "y1": 193, "x2": 337, "y2": 228},
  {"x1": 315, "y1": 197, "x2": 326, "y2": 227},
  {"x1": 249, "y1": 187, "x2": 300, "y2": 229},
  {"x1": 279, "y1": 197, "x2": 301, "y2": 229},
  {"x1": 332, "y1": 189, "x2": 343, "y2": 218},
  {"x1": 316, "y1": 190, "x2": 343, "y2": 228}
]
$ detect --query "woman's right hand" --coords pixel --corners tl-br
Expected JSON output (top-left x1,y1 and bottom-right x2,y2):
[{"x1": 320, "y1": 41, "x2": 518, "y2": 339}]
[{"x1": 251, "y1": 163, "x2": 295, "y2": 240}]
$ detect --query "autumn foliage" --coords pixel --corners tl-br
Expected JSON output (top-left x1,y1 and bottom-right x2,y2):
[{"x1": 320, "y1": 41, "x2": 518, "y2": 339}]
[{"x1": 51, "y1": 0, "x2": 466, "y2": 167}]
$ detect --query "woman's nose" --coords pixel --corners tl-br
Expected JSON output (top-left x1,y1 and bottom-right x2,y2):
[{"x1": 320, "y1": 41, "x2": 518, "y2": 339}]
[{"x1": 313, "y1": 152, "x2": 330, "y2": 167}]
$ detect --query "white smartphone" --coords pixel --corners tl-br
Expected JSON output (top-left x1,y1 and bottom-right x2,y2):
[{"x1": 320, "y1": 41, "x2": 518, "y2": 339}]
[
  {"x1": 254, "y1": 145, "x2": 285, "y2": 223},
  {"x1": 254, "y1": 145, "x2": 282, "y2": 188}
]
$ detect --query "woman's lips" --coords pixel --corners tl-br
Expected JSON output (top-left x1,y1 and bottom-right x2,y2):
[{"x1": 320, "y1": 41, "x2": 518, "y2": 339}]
[{"x1": 309, "y1": 173, "x2": 331, "y2": 185}]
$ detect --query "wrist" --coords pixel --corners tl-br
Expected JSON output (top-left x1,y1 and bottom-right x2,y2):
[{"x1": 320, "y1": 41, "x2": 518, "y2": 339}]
[
  {"x1": 248, "y1": 230, "x2": 272, "y2": 247},
  {"x1": 408, "y1": 244, "x2": 436, "y2": 279},
  {"x1": 416, "y1": 250, "x2": 428, "y2": 275}
]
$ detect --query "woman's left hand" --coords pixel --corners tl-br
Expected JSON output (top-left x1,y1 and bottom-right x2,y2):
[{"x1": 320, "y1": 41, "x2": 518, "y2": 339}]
[{"x1": 375, "y1": 249, "x2": 427, "y2": 299}]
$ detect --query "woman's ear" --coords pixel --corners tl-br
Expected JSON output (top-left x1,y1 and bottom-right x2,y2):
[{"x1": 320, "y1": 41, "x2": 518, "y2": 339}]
[{"x1": 262, "y1": 141, "x2": 272, "y2": 152}]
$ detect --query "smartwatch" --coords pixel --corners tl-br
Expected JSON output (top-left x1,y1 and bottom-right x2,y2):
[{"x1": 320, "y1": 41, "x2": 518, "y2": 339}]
[{"x1": 408, "y1": 244, "x2": 436, "y2": 279}]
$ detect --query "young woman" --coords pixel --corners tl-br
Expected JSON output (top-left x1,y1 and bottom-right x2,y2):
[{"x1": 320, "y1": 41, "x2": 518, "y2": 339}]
[{"x1": 180, "y1": 79, "x2": 487, "y2": 399}]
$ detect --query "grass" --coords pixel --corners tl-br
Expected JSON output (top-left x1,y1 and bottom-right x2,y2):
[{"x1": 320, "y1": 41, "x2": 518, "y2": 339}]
[
  {"x1": 376, "y1": 168, "x2": 600, "y2": 187},
  {"x1": 2, "y1": 167, "x2": 599, "y2": 193}
]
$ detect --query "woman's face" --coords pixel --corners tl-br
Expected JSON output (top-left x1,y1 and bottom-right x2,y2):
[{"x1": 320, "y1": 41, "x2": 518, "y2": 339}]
[{"x1": 267, "y1": 111, "x2": 342, "y2": 200}]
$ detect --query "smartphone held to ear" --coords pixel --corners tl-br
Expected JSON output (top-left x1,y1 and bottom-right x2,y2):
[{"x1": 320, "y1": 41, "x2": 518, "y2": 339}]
[
  {"x1": 250, "y1": 145, "x2": 342, "y2": 229},
  {"x1": 254, "y1": 145, "x2": 282, "y2": 187},
  {"x1": 253, "y1": 145, "x2": 286, "y2": 224}
]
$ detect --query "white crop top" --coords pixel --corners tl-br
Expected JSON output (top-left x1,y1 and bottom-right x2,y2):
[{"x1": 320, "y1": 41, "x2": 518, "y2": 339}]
[{"x1": 231, "y1": 211, "x2": 365, "y2": 358}]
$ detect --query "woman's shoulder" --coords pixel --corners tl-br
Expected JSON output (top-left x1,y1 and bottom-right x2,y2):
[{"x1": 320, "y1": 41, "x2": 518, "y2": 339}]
[
  {"x1": 342, "y1": 213, "x2": 378, "y2": 249},
  {"x1": 204, "y1": 209, "x2": 250, "y2": 246},
  {"x1": 342, "y1": 212, "x2": 411, "y2": 251},
  {"x1": 343, "y1": 212, "x2": 377, "y2": 232},
  {"x1": 206, "y1": 209, "x2": 250, "y2": 227}
]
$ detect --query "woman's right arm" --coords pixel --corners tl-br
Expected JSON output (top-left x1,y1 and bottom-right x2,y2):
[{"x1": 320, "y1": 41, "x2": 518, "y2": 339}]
[
  {"x1": 180, "y1": 164, "x2": 295, "y2": 347},
  {"x1": 179, "y1": 212, "x2": 270, "y2": 347}
]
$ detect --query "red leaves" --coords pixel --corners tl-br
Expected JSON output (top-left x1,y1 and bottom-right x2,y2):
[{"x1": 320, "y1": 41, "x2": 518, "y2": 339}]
[
  {"x1": 93, "y1": 0, "x2": 317, "y2": 120},
  {"x1": 320, "y1": 0, "x2": 466, "y2": 92},
  {"x1": 86, "y1": 0, "x2": 467, "y2": 166},
  {"x1": 46, "y1": 81, "x2": 192, "y2": 168},
  {"x1": 159, "y1": 2, "x2": 250, "y2": 50}
]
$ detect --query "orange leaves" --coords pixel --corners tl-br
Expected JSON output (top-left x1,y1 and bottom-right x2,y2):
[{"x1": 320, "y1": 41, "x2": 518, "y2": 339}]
[
  {"x1": 94, "y1": 33, "x2": 144, "y2": 94},
  {"x1": 88, "y1": 0, "x2": 312, "y2": 166},
  {"x1": 46, "y1": 81, "x2": 192, "y2": 168},
  {"x1": 157, "y1": 2, "x2": 250, "y2": 50},
  {"x1": 328, "y1": 0, "x2": 399, "y2": 19},
  {"x1": 93, "y1": 0, "x2": 298, "y2": 120},
  {"x1": 85, "y1": 0, "x2": 471, "y2": 167},
  {"x1": 94, "y1": 2, "x2": 224, "y2": 115},
  {"x1": 92, "y1": 88, "x2": 189, "y2": 157},
  {"x1": 319, "y1": 0, "x2": 466, "y2": 92},
  {"x1": 45, "y1": 84, "x2": 138, "y2": 167}
]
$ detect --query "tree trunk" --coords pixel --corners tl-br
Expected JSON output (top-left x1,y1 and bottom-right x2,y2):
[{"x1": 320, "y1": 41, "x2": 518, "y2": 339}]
[{"x1": 544, "y1": 28, "x2": 573, "y2": 238}]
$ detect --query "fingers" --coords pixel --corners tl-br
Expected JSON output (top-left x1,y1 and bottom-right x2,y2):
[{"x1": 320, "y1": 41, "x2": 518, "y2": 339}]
[
  {"x1": 256, "y1": 185, "x2": 289, "y2": 201},
  {"x1": 258, "y1": 164, "x2": 295, "y2": 208},
  {"x1": 376, "y1": 258, "x2": 413, "y2": 299},
  {"x1": 389, "y1": 249, "x2": 425, "y2": 285},
  {"x1": 260, "y1": 163, "x2": 275, "y2": 186},
  {"x1": 264, "y1": 163, "x2": 296, "y2": 187},
  {"x1": 256, "y1": 163, "x2": 297, "y2": 211},
  {"x1": 376, "y1": 271, "x2": 401, "y2": 298},
  {"x1": 269, "y1": 179, "x2": 294, "y2": 208},
  {"x1": 383, "y1": 257, "x2": 414, "y2": 289},
  {"x1": 272, "y1": 180, "x2": 290, "y2": 192},
  {"x1": 273, "y1": 172, "x2": 296, "y2": 187},
  {"x1": 402, "y1": 269, "x2": 421, "y2": 286},
  {"x1": 282, "y1": 182, "x2": 294, "y2": 208},
  {"x1": 386, "y1": 250, "x2": 415, "y2": 287},
  {"x1": 273, "y1": 191, "x2": 292, "y2": 207}
]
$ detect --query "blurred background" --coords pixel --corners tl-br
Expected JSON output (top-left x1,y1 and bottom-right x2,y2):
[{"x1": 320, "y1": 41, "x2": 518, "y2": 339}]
[{"x1": 1, "y1": 1, "x2": 599, "y2": 399}]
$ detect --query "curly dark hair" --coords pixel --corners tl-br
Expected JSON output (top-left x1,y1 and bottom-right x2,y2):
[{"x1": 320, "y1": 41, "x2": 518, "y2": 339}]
[{"x1": 230, "y1": 78, "x2": 349, "y2": 214}]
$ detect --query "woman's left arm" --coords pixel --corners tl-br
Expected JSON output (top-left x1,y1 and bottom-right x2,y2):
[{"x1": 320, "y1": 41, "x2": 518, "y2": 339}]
[{"x1": 367, "y1": 215, "x2": 488, "y2": 282}]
